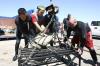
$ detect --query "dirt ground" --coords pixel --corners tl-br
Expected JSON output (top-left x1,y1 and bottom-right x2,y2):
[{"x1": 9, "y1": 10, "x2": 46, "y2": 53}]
[{"x1": 0, "y1": 39, "x2": 100, "y2": 66}]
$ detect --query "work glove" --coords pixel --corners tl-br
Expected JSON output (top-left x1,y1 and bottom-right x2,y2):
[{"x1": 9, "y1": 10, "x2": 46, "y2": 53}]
[{"x1": 77, "y1": 47, "x2": 83, "y2": 55}]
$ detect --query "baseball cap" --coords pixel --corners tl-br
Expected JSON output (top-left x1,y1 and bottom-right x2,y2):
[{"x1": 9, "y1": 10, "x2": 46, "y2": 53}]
[{"x1": 37, "y1": 5, "x2": 45, "y2": 11}]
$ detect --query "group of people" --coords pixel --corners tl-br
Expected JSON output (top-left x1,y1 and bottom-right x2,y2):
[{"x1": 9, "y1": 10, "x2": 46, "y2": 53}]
[
  {"x1": 12, "y1": 4, "x2": 98, "y2": 66},
  {"x1": 13, "y1": 4, "x2": 58, "y2": 61}
]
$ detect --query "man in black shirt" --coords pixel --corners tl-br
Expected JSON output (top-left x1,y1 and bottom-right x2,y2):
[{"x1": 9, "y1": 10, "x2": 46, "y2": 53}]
[
  {"x1": 13, "y1": 8, "x2": 35, "y2": 61},
  {"x1": 43, "y1": 4, "x2": 59, "y2": 33},
  {"x1": 64, "y1": 15, "x2": 98, "y2": 66},
  {"x1": 41, "y1": 4, "x2": 59, "y2": 46}
]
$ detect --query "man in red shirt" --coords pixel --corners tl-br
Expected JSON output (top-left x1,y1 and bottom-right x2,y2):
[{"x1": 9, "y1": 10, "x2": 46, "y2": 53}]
[{"x1": 31, "y1": 5, "x2": 45, "y2": 34}]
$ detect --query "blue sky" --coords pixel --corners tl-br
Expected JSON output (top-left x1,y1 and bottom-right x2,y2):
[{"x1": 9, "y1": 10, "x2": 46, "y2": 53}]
[{"x1": 0, "y1": 0, "x2": 100, "y2": 23}]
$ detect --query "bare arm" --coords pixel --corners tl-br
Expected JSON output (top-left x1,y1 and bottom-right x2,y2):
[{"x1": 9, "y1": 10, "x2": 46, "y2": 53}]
[{"x1": 34, "y1": 22, "x2": 44, "y2": 32}]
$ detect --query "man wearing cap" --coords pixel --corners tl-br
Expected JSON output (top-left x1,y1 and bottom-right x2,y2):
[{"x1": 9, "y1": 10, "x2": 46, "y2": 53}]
[
  {"x1": 41, "y1": 4, "x2": 59, "y2": 46},
  {"x1": 13, "y1": 8, "x2": 35, "y2": 61},
  {"x1": 64, "y1": 15, "x2": 98, "y2": 66},
  {"x1": 31, "y1": 5, "x2": 45, "y2": 34},
  {"x1": 43, "y1": 4, "x2": 59, "y2": 33}
]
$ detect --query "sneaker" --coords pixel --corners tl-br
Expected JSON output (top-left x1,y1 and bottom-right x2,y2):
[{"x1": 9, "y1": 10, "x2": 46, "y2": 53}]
[{"x1": 13, "y1": 55, "x2": 18, "y2": 61}]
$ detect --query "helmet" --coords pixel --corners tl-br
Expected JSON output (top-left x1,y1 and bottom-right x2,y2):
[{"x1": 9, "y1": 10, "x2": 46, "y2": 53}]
[
  {"x1": 18, "y1": 8, "x2": 26, "y2": 15},
  {"x1": 37, "y1": 5, "x2": 45, "y2": 11}
]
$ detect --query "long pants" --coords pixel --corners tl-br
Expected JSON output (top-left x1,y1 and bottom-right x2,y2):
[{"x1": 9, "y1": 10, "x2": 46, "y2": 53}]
[
  {"x1": 15, "y1": 28, "x2": 36, "y2": 55},
  {"x1": 15, "y1": 32, "x2": 29, "y2": 55}
]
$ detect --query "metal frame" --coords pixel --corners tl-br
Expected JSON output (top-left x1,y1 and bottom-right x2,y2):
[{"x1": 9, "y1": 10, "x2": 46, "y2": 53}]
[{"x1": 18, "y1": 40, "x2": 81, "y2": 66}]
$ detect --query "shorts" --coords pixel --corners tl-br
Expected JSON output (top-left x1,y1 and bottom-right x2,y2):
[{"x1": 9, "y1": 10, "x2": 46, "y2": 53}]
[{"x1": 71, "y1": 32, "x2": 94, "y2": 48}]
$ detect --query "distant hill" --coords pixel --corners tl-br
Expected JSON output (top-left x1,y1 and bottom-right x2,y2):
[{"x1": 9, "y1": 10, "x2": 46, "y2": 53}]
[
  {"x1": 0, "y1": 16, "x2": 12, "y2": 19},
  {"x1": 0, "y1": 9, "x2": 34, "y2": 19}
]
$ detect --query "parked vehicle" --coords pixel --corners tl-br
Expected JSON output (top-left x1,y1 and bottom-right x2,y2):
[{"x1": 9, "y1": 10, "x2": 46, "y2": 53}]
[
  {"x1": 90, "y1": 21, "x2": 100, "y2": 37},
  {"x1": 0, "y1": 29, "x2": 5, "y2": 35}
]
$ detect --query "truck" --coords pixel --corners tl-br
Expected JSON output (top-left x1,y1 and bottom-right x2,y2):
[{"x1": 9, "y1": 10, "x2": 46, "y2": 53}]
[{"x1": 90, "y1": 21, "x2": 100, "y2": 38}]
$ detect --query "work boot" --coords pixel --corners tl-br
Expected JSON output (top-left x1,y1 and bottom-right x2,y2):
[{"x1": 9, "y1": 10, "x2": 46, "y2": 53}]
[{"x1": 13, "y1": 55, "x2": 18, "y2": 61}]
